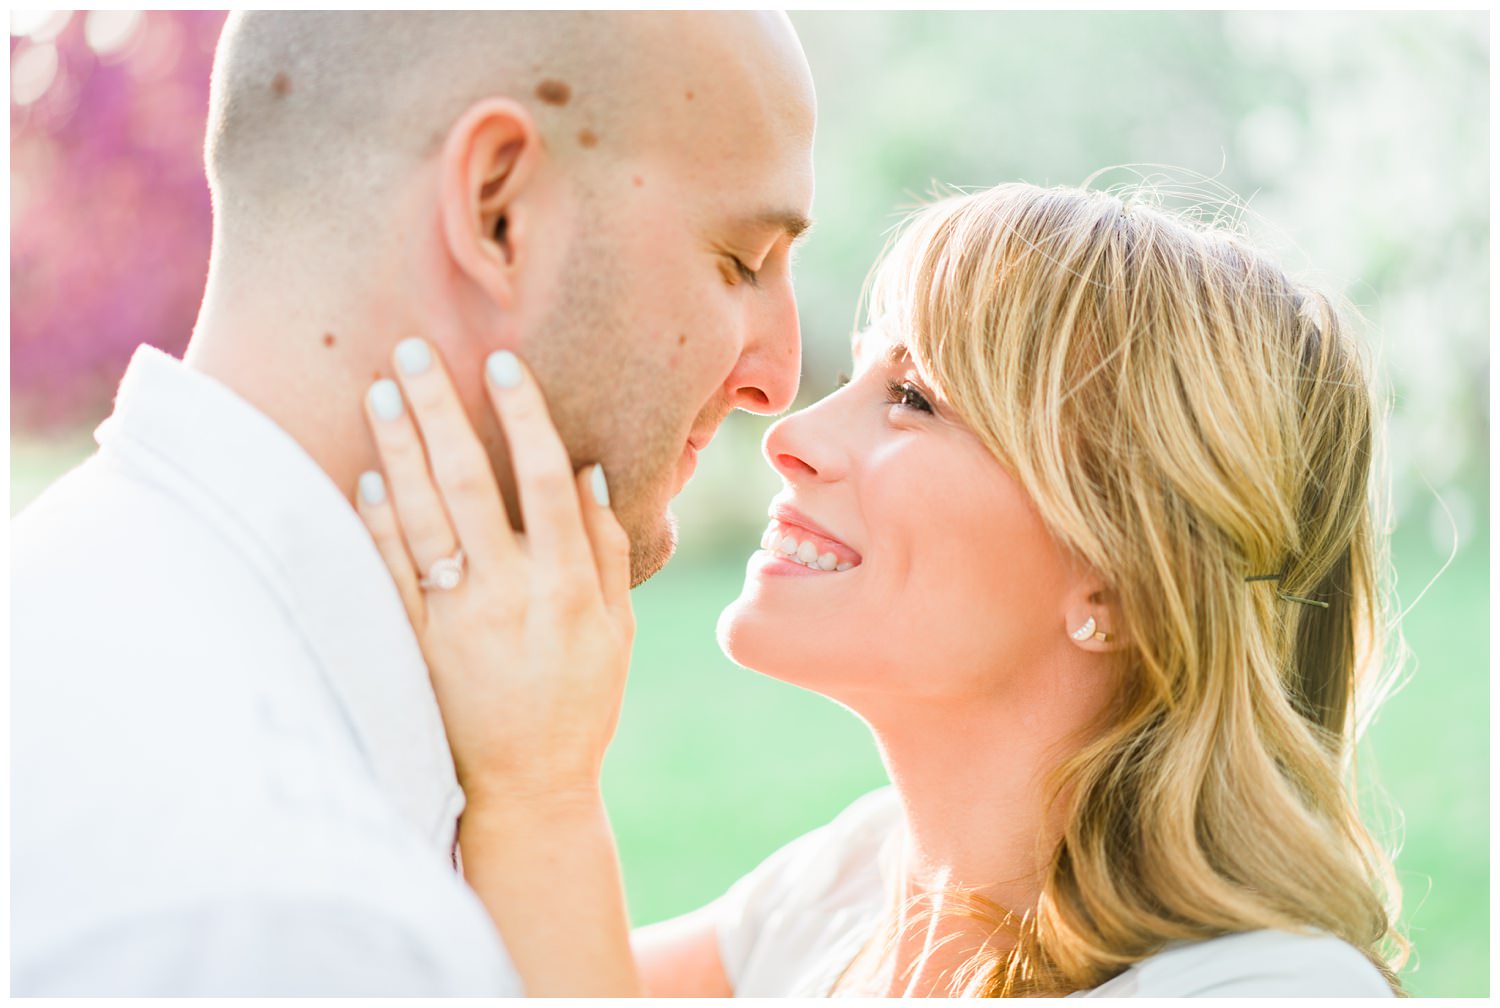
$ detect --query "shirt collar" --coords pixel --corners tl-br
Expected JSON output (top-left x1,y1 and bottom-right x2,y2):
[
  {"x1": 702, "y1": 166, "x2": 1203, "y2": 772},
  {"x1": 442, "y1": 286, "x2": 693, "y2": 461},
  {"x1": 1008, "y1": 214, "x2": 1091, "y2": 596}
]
[{"x1": 95, "y1": 344, "x2": 465, "y2": 857}]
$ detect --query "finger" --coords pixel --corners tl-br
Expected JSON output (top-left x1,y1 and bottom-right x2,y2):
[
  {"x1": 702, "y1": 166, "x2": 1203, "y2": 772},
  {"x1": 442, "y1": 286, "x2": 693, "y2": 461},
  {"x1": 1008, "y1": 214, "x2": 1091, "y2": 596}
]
[
  {"x1": 363, "y1": 377, "x2": 461, "y2": 574},
  {"x1": 354, "y1": 469, "x2": 425, "y2": 625},
  {"x1": 575, "y1": 464, "x2": 633, "y2": 617},
  {"x1": 389, "y1": 338, "x2": 517, "y2": 568},
  {"x1": 483, "y1": 350, "x2": 596, "y2": 584}
]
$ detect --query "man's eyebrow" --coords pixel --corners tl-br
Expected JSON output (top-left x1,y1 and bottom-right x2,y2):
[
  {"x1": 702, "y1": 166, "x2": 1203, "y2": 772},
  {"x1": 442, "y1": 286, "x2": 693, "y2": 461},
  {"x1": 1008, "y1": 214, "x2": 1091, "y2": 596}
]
[{"x1": 738, "y1": 209, "x2": 814, "y2": 245}]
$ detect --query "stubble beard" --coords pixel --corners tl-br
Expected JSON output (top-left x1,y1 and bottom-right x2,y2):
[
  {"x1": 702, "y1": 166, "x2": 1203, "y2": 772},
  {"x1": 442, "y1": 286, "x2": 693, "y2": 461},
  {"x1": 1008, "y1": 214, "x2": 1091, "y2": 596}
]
[{"x1": 527, "y1": 211, "x2": 683, "y2": 589}]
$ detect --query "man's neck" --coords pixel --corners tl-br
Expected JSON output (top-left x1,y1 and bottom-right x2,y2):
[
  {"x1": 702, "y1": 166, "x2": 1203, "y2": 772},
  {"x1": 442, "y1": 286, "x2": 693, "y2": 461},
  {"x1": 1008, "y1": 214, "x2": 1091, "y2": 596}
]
[{"x1": 183, "y1": 283, "x2": 402, "y2": 506}]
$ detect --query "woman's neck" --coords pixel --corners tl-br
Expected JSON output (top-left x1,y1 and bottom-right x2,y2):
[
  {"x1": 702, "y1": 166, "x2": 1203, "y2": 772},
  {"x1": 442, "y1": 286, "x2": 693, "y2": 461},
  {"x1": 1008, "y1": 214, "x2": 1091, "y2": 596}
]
[{"x1": 837, "y1": 668, "x2": 1115, "y2": 996}]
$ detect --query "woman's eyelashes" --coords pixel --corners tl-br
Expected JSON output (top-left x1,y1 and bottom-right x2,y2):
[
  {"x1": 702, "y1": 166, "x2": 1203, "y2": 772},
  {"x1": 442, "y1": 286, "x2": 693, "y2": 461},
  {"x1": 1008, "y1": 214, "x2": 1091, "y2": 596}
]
[
  {"x1": 886, "y1": 379, "x2": 934, "y2": 414},
  {"x1": 834, "y1": 371, "x2": 934, "y2": 415}
]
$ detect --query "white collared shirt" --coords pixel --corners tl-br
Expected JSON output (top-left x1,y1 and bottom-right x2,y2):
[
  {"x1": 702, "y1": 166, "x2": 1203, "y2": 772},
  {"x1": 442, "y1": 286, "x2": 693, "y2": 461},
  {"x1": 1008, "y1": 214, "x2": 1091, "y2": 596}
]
[{"x1": 12, "y1": 345, "x2": 521, "y2": 995}]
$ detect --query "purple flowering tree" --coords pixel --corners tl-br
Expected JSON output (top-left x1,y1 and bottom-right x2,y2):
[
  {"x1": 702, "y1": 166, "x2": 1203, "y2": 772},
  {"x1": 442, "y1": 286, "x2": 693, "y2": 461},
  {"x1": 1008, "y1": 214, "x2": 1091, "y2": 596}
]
[{"x1": 11, "y1": 10, "x2": 227, "y2": 432}]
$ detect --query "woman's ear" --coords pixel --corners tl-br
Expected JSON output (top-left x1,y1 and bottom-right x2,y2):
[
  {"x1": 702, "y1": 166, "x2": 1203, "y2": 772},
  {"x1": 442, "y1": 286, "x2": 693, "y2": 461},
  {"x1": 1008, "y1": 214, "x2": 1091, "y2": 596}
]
[
  {"x1": 439, "y1": 97, "x2": 541, "y2": 310},
  {"x1": 1063, "y1": 581, "x2": 1130, "y2": 653}
]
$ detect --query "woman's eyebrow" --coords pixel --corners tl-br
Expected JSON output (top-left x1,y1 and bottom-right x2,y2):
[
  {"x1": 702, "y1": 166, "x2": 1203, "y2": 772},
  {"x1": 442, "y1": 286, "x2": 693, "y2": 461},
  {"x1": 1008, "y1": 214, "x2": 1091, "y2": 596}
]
[
  {"x1": 849, "y1": 330, "x2": 911, "y2": 369},
  {"x1": 883, "y1": 341, "x2": 911, "y2": 367}
]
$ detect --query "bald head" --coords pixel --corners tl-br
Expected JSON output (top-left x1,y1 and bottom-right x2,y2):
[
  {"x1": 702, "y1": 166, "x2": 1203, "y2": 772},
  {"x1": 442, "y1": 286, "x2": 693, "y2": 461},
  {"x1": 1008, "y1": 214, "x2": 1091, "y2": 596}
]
[
  {"x1": 191, "y1": 12, "x2": 814, "y2": 586},
  {"x1": 205, "y1": 11, "x2": 811, "y2": 241}
]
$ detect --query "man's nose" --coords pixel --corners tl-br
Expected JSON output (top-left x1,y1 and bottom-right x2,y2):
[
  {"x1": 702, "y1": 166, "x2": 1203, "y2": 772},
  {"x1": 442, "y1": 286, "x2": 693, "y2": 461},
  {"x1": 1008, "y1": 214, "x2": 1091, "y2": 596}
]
[{"x1": 725, "y1": 289, "x2": 801, "y2": 415}]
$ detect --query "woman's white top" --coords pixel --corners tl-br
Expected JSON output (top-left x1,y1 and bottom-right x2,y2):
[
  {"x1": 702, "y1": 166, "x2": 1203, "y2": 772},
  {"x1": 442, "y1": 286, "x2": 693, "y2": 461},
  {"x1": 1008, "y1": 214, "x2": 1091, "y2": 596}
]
[{"x1": 715, "y1": 787, "x2": 1395, "y2": 997}]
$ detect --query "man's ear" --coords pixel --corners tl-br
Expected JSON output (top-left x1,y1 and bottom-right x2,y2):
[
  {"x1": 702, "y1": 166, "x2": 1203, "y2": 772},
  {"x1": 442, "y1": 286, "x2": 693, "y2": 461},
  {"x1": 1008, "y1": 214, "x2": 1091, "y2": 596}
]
[
  {"x1": 1063, "y1": 579, "x2": 1130, "y2": 654},
  {"x1": 439, "y1": 97, "x2": 541, "y2": 310}
]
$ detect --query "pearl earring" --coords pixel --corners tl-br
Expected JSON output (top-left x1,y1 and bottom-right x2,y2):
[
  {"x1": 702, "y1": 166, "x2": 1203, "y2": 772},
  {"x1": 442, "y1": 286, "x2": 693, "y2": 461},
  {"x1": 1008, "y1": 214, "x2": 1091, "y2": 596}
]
[{"x1": 1070, "y1": 616, "x2": 1110, "y2": 643}]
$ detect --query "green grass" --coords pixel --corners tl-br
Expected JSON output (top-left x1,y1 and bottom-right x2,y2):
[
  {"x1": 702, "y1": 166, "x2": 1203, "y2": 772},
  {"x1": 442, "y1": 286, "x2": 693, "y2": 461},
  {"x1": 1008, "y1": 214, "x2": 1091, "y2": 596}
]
[
  {"x1": 1348, "y1": 524, "x2": 1490, "y2": 996},
  {"x1": 12, "y1": 437, "x2": 1487, "y2": 996}
]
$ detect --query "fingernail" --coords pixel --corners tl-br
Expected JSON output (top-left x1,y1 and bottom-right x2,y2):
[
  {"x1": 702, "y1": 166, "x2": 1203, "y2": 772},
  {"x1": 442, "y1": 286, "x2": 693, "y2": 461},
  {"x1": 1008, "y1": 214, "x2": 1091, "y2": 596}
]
[
  {"x1": 368, "y1": 379, "x2": 403, "y2": 421},
  {"x1": 358, "y1": 470, "x2": 387, "y2": 506},
  {"x1": 591, "y1": 463, "x2": 610, "y2": 507},
  {"x1": 486, "y1": 349, "x2": 522, "y2": 389},
  {"x1": 395, "y1": 337, "x2": 432, "y2": 376}
]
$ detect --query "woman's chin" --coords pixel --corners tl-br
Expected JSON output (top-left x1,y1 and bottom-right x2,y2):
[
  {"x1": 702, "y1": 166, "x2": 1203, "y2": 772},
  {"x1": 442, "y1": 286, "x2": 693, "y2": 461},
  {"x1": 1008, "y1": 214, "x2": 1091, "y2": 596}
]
[
  {"x1": 714, "y1": 595, "x2": 759, "y2": 668},
  {"x1": 715, "y1": 593, "x2": 847, "y2": 694},
  {"x1": 715, "y1": 555, "x2": 819, "y2": 666}
]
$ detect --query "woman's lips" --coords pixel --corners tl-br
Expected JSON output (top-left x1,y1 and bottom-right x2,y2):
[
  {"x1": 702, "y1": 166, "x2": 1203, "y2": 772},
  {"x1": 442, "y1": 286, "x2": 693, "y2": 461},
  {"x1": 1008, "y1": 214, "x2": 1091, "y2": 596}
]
[
  {"x1": 764, "y1": 504, "x2": 862, "y2": 567},
  {"x1": 751, "y1": 504, "x2": 863, "y2": 576},
  {"x1": 748, "y1": 547, "x2": 847, "y2": 578},
  {"x1": 770, "y1": 505, "x2": 857, "y2": 549}
]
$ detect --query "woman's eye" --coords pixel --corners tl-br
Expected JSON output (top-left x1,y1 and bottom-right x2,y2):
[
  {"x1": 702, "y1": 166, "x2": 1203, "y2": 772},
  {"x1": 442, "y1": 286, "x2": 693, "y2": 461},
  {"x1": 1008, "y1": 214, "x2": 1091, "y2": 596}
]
[{"x1": 885, "y1": 379, "x2": 933, "y2": 414}]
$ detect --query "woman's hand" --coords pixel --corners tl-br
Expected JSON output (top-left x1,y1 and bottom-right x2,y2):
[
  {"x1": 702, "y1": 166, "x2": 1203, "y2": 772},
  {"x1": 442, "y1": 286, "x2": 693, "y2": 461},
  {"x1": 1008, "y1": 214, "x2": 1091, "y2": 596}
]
[
  {"x1": 354, "y1": 338, "x2": 642, "y2": 995},
  {"x1": 354, "y1": 337, "x2": 635, "y2": 806}
]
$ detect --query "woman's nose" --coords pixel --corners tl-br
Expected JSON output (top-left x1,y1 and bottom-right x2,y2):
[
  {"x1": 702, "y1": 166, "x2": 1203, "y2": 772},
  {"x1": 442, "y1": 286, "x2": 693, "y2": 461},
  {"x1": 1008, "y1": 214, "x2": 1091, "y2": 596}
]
[{"x1": 762, "y1": 398, "x2": 846, "y2": 483}]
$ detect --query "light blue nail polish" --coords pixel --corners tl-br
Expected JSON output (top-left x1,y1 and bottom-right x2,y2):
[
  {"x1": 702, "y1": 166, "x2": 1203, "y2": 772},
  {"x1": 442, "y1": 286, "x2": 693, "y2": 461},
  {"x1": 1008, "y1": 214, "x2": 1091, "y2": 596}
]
[
  {"x1": 591, "y1": 463, "x2": 610, "y2": 507},
  {"x1": 369, "y1": 379, "x2": 403, "y2": 421},
  {"x1": 486, "y1": 349, "x2": 522, "y2": 388},
  {"x1": 395, "y1": 337, "x2": 432, "y2": 376},
  {"x1": 358, "y1": 470, "x2": 387, "y2": 506}
]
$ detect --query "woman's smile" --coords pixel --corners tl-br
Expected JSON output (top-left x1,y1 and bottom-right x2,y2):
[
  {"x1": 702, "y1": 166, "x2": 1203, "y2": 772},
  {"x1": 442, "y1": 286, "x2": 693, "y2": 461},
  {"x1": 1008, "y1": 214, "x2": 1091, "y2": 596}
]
[{"x1": 756, "y1": 504, "x2": 862, "y2": 571}]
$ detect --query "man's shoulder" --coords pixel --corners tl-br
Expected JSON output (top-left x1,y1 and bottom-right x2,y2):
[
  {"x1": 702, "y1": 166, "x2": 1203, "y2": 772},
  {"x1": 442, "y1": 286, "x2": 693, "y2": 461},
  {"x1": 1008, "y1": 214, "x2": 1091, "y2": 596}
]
[
  {"x1": 17, "y1": 449, "x2": 247, "y2": 588},
  {"x1": 16, "y1": 890, "x2": 518, "y2": 995},
  {"x1": 14, "y1": 784, "x2": 515, "y2": 995},
  {"x1": 14, "y1": 449, "x2": 312, "y2": 665},
  {"x1": 16, "y1": 720, "x2": 467, "y2": 965}
]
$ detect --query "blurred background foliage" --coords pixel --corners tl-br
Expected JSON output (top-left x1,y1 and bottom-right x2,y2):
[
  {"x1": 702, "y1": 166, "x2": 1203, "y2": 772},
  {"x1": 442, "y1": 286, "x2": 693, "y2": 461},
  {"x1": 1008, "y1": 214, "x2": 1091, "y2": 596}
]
[{"x1": 9, "y1": 11, "x2": 1488, "y2": 996}]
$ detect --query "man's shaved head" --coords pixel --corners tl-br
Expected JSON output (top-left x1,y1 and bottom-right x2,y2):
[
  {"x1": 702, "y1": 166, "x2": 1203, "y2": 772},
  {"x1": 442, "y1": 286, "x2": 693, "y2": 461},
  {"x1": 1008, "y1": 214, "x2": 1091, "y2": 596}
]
[
  {"x1": 207, "y1": 11, "x2": 808, "y2": 238},
  {"x1": 191, "y1": 11, "x2": 815, "y2": 586}
]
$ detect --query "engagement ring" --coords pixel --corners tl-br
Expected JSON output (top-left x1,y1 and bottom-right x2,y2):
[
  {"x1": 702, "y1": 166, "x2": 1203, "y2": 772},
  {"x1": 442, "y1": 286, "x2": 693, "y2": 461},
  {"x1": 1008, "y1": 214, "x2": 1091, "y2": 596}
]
[{"x1": 419, "y1": 547, "x2": 466, "y2": 592}]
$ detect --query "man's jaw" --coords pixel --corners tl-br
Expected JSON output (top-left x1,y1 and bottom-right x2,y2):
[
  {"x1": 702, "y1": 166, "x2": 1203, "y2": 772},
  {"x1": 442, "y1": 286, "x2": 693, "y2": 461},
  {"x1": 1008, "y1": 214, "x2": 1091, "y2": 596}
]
[{"x1": 622, "y1": 407, "x2": 733, "y2": 584}]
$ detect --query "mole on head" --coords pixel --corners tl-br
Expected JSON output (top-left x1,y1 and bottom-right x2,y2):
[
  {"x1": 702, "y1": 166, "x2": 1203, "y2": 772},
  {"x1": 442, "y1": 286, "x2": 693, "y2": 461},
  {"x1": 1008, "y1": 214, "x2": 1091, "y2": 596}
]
[
  {"x1": 577, "y1": 128, "x2": 598, "y2": 149},
  {"x1": 684, "y1": 89, "x2": 694, "y2": 101},
  {"x1": 632, "y1": 175, "x2": 644, "y2": 188},
  {"x1": 322, "y1": 332, "x2": 337, "y2": 348},
  {"x1": 535, "y1": 79, "x2": 571, "y2": 106},
  {"x1": 271, "y1": 72, "x2": 291, "y2": 98},
  {"x1": 677, "y1": 333, "x2": 686, "y2": 346}
]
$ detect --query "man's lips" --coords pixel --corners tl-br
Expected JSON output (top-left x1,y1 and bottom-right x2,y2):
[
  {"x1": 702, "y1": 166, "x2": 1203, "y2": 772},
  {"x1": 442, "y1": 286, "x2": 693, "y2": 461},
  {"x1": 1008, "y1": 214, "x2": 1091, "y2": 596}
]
[
  {"x1": 680, "y1": 444, "x2": 698, "y2": 484},
  {"x1": 679, "y1": 428, "x2": 715, "y2": 471},
  {"x1": 673, "y1": 422, "x2": 722, "y2": 493},
  {"x1": 687, "y1": 428, "x2": 714, "y2": 453},
  {"x1": 675, "y1": 436, "x2": 704, "y2": 492}
]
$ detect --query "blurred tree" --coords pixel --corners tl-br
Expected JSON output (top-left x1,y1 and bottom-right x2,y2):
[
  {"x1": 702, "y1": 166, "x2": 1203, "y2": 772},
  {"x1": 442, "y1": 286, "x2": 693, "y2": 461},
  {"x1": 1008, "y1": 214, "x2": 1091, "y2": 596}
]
[{"x1": 11, "y1": 10, "x2": 227, "y2": 431}]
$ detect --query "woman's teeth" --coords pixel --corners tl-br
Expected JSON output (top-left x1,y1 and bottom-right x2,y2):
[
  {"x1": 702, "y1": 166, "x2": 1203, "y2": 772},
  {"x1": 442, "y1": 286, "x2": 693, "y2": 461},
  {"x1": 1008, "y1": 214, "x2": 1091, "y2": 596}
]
[{"x1": 758, "y1": 522, "x2": 857, "y2": 572}]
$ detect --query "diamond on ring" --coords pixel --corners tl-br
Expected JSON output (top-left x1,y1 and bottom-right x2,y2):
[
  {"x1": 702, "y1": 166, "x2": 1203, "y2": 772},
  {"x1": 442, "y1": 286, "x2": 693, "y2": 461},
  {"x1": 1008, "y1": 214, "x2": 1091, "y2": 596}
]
[{"x1": 419, "y1": 548, "x2": 466, "y2": 591}]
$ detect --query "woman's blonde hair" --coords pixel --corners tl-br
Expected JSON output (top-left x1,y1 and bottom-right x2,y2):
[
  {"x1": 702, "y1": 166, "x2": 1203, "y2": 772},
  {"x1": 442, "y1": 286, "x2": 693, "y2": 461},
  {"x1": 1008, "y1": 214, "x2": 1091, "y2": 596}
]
[{"x1": 857, "y1": 181, "x2": 1409, "y2": 996}]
